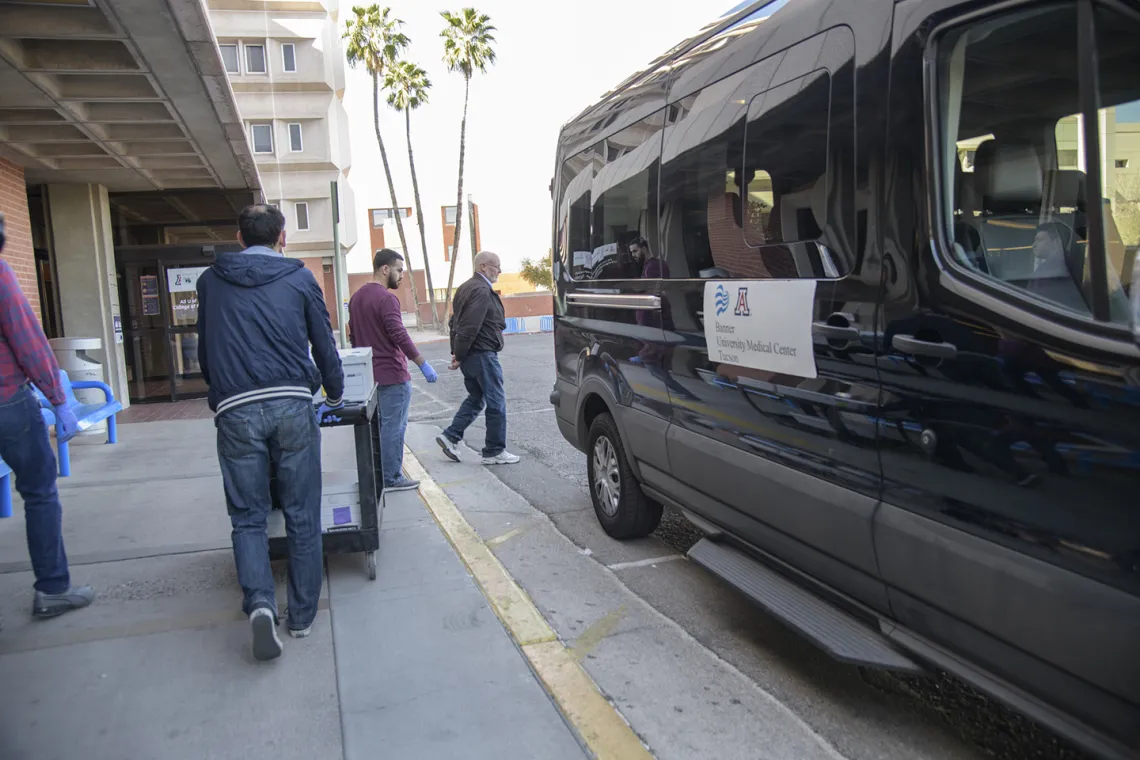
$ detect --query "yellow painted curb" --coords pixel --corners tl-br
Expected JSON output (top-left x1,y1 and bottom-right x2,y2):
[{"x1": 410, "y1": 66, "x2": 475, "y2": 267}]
[{"x1": 403, "y1": 449, "x2": 654, "y2": 760}]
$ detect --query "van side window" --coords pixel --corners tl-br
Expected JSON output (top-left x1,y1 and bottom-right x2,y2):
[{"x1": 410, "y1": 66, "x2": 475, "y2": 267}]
[
  {"x1": 936, "y1": 2, "x2": 1140, "y2": 324},
  {"x1": 557, "y1": 112, "x2": 665, "y2": 281},
  {"x1": 659, "y1": 64, "x2": 849, "y2": 280}
]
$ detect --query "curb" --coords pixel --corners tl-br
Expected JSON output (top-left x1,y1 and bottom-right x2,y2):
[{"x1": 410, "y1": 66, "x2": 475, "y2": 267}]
[{"x1": 403, "y1": 449, "x2": 654, "y2": 760}]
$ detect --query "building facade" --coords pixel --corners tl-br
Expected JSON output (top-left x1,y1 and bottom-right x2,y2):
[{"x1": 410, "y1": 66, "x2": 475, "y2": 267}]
[
  {"x1": 364, "y1": 202, "x2": 481, "y2": 323},
  {"x1": 207, "y1": 0, "x2": 356, "y2": 273}
]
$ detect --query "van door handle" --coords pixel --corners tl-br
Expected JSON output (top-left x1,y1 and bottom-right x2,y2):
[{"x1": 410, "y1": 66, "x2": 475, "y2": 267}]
[
  {"x1": 892, "y1": 334, "x2": 958, "y2": 359},
  {"x1": 811, "y1": 322, "x2": 859, "y2": 342}
]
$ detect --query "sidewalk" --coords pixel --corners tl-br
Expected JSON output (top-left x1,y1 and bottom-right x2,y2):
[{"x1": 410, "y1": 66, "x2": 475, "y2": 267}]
[{"x1": 0, "y1": 418, "x2": 589, "y2": 760}]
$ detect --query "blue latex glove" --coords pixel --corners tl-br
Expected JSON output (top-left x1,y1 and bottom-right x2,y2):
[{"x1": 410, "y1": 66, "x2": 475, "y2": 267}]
[
  {"x1": 54, "y1": 405, "x2": 80, "y2": 443},
  {"x1": 420, "y1": 362, "x2": 438, "y2": 383},
  {"x1": 316, "y1": 400, "x2": 344, "y2": 425}
]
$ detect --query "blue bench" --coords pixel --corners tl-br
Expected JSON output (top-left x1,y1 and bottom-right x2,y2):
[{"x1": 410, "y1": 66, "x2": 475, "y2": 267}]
[
  {"x1": 0, "y1": 456, "x2": 11, "y2": 519},
  {"x1": 33, "y1": 369, "x2": 122, "y2": 478}
]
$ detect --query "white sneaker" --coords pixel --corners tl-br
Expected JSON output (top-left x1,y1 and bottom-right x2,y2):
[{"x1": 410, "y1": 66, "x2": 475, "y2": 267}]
[
  {"x1": 437, "y1": 435, "x2": 462, "y2": 462},
  {"x1": 288, "y1": 625, "x2": 312, "y2": 639},
  {"x1": 482, "y1": 451, "x2": 521, "y2": 465},
  {"x1": 250, "y1": 608, "x2": 282, "y2": 661}
]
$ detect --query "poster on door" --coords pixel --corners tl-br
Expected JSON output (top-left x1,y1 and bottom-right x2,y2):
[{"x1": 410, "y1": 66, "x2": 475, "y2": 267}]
[
  {"x1": 167, "y1": 266, "x2": 208, "y2": 293},
  {"x1": 140, "y1": 275, "x2": 160, "y2": 316}
]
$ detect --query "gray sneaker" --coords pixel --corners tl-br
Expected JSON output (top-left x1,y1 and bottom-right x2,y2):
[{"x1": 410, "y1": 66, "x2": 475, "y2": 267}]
[
  {"x1": 32, "y1": 585, "x2": 95, "y2": 619},
  {"x1": 384, "y1": 477, "x2": 421, "y2": 492},
  {"x1": 436, "y1": 434, "x2": 462, "y2": 462},
  {"x1": 251, "y1": 607, "x2": 282, "y2": 661}
]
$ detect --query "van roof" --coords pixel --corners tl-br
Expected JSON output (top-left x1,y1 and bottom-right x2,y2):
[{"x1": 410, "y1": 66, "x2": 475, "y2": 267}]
[{"x1": 556, "y1": 0, "x2": 816, "y2": 158}]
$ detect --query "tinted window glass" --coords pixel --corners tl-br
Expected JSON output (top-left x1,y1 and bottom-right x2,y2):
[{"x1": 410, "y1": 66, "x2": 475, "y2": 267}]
[
  {"x1": 296, "y1": 202, "x2": 309, "y2": 231},
  {"x1": 558, "y1": 112, "x2": 664, "y2": 281},
  {"x1": 659, "y1": 69, "x2": 841, "y2": 280},
  {"x1": 938, "y1": 3, "x2": 1138, "y2": 323},
  {"x1": 558, "y1": 145, "x2": 602, "y2": 279},
  {"x1": 282, "y1": 43, "x2": 297, "y2": 73},
  {"x1": 289, "y1": 123, "x2": 303, "y2": 152},
  {"x1": 589, "y1": 112, "x2": 665, "y2": 280}
]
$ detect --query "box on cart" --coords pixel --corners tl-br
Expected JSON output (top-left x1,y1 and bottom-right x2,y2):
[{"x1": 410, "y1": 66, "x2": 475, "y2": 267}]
[
  {"x1": 313, "y1": 347, "x2": 375, "y2": 405},
  {"x1": 267, "y1": 469, "x2": 362, "y2": 536}
]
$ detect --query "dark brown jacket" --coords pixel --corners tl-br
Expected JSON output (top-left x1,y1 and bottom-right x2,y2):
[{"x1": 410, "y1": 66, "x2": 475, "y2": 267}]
[{"x1": 448, "y1": 274, "x2": 505, "y2": 360}]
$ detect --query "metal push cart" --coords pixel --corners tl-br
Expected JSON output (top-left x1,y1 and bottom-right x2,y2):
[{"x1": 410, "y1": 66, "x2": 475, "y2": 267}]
[{"x1": 268, "y1": 383, "x2": 383, "y2": 580}]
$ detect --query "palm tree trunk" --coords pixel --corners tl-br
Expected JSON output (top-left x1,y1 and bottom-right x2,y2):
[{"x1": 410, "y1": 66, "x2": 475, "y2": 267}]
[
  {"x1": 406, "y1": 108, "x2": 439, "y2": 331},
  {"x1": 373, "y1": 71, "x2": 419, "y2": 327},
  {"x1": 441, "y1": 74, "x2": 470, "y2": 334}
]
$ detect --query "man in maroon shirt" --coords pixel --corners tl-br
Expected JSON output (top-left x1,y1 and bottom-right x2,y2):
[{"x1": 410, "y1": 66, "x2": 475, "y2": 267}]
[
  {"x1": 0, "y1": 212, "x2": 94, "y2": 627},
  {"x1": 348, "y1": 248, "x2": 438, "y2": 491}
]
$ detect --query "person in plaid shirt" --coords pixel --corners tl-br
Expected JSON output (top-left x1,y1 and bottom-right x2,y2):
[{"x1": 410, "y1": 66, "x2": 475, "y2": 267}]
[{"x1": 0, "y1": 212, "x2": 94, "y2": 628}]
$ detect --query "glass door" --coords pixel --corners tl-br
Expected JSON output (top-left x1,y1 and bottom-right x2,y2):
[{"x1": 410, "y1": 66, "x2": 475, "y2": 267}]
[
  {"x1": 119, "y1": 262, "x2": 173, "y2": 404},
  {"x1": 164, "y1": 263, "x2": 210, "y2": 400}
]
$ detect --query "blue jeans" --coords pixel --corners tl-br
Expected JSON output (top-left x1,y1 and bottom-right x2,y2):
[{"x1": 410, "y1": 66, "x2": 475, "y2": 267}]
[
  {"x1": 216, "y1": 398, "x2": 323, "y2": 630},
  {"x1": 443, "y1": 352, "x2": 506, "y2": 458},
  {"x1": 377, "y1": 381, "x2": 411, "y2": 486},
  {"x1": 0, "y1": 388, "x2": 70, "y2": 594}
]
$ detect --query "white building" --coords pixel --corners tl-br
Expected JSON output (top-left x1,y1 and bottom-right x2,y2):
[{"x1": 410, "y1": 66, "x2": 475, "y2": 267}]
[{"x1": 207, "y1": 0, "x2": 356, "y2": 264}]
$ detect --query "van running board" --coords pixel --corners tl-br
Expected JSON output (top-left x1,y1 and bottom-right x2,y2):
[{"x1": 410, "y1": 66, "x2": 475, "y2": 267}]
[{"x1": 687, "y1": 538, "x2": 923, "y2": 674}]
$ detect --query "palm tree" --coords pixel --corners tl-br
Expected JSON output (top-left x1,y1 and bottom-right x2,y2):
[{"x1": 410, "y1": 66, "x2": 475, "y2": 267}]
[
  {"x1": 384, "y1": 60, "x2": 440, "y2": 331},
  {"x1": 343, "y1": 6, "x2": 421, "y2": 325},
  {"x1": 439, "y1": 8, "x2": 497, "y2": 328}
]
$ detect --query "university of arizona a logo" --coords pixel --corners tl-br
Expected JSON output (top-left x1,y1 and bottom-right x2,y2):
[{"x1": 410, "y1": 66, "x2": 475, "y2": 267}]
[
  {"x1": 715, "y1": 284, "x2": 730, "y2": 316},
  {"x1": 734, "y1": 286, "x2": 751, "y2": 317}
]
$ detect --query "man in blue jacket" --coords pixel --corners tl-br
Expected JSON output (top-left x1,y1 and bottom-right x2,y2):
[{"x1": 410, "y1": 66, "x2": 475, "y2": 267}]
[{"x1": 197, "y1": 204, "x2": 344, "y2": 662}]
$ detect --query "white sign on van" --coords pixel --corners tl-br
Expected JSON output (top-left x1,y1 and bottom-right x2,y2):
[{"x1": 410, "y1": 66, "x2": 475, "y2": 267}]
[{"x1": 702, "y1": 280, "x2": 817, "y2": 378}]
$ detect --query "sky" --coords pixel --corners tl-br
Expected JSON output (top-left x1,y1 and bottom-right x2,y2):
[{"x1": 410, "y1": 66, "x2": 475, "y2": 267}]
[{"x1": 341, "y1": 0, "x2": 723, "y2": 274}]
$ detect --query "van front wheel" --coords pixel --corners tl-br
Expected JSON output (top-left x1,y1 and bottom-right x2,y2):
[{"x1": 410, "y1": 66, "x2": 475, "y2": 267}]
[{"x1": 587, "y1": 413, "x2": 662, "y2": 539}]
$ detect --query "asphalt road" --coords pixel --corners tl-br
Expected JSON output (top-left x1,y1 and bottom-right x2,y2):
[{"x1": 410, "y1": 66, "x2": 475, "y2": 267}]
[{"x1": 409, "y1": 333, "x2": 1094, "y2": 760}]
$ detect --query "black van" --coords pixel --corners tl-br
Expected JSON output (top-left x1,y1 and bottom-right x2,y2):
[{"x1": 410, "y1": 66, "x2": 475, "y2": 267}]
[{"x1": 549, "y1": 0, "x2": 1140, "y2": 756}]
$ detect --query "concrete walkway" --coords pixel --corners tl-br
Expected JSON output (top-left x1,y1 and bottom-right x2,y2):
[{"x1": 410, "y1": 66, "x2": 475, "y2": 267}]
[{"x1": 0, "y1": 419, "x2": 587, "y2": 760}]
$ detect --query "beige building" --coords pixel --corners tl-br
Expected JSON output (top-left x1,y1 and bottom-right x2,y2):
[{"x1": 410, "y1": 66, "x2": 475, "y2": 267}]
[{"x1": 207, "y1": 0, "x2": 356, "y2": 266}]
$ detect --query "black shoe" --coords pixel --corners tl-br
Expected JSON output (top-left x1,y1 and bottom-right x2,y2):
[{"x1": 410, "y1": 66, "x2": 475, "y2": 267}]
[{"x1": 33, "y1": 585, "x2": 95, "y2": 619}]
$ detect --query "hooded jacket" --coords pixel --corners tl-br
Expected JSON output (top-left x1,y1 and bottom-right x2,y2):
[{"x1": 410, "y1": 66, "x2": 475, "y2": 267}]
[{"x1": 196, "y1": 247, "x2": 344, "y2": 415}]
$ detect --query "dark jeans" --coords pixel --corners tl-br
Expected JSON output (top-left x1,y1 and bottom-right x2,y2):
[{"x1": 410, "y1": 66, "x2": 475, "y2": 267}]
[
  {"x1": 443, "y1": 351, "x2": 507, "y2": 457},
  {"x1": 216, "y1": 397, "x2": 323, "y2": 630},
  {"x1": 0, "y1": 387, "x2": 70, "y2": 594},
  {"x1": 377, "y1": 381, "x2": 412, "y2": 485}
]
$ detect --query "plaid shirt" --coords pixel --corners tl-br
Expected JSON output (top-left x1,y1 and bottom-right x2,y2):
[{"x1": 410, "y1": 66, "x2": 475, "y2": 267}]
[{"x1": 0, "y1": 259, "x2": 64, "y2": 406}]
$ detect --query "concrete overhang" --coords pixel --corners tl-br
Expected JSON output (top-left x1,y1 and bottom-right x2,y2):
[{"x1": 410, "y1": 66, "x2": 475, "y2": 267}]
[{"x1": 0, "y1": 0, "x2": 261, "y2": 198}]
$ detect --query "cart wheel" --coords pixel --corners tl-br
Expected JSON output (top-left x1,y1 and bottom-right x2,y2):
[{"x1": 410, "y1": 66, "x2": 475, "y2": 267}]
[{"x1": 366, "y1": 551, "x2": 377, "y2": 581}]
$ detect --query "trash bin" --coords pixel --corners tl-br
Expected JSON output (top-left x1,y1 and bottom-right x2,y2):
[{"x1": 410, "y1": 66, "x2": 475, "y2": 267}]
[{"x1": 49, "y1": 337, "x2": 106, "y2": 435}]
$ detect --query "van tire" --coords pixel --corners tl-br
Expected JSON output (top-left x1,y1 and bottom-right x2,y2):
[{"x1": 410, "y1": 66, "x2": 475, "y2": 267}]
[{"x1": 587, "y1": 413, "x2": 663, "y2": 539}]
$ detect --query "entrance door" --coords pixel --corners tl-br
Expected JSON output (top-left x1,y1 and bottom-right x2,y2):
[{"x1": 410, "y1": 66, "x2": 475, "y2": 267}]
[{"x1": 116, "y1": 244, "x2": 239, "y2": 403}]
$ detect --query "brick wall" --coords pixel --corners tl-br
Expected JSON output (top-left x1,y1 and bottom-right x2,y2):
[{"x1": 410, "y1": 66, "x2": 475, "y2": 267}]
[
  {"x1": 502, "y1": 293, "x2": 552, "y2": 318},
  {"x1": 0, "y1": 158, "x2": 38, "y2": 321}
]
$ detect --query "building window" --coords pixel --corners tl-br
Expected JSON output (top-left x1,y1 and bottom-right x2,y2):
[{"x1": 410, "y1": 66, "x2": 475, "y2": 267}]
[
  {"x1": 245, "y1": 44, "x2": 267, "y2": 74},
  {"x1": 250, "y1": 123, "x2": 273, "y2": 154},
  {"x1": 295, "y1": 202, "x2": 310, "y2": 231},
  {"x1": 282, "y1": 43, "x2": 297, "y2": 73},
  {"x1": 219, "y1": 44, "x2": 239, "y2": 74},
  {"x1": 444, "y1": 206, "x2": 457, "y2": 225},
  {"x1": 372, "y1": 208, "x2": 409, "y2": 226},
  {"x1": 1117, "y1": 159, "x2": 1130, "y2": 169},
  {"x1": 288, "y1": 123, "x2": 303, "y2": 152}
]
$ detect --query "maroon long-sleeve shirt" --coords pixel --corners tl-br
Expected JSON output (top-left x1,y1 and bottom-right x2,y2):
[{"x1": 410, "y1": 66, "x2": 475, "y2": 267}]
[
  {"x1": 347, "y1": 282, "x2": 419, "y2": 386},
  {"x1": 0, "y1": 260, "x2": 65, "y2": 405}
]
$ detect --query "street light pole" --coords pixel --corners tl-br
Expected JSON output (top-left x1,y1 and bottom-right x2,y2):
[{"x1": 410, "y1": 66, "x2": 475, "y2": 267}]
[{"x1": 331, "y1": 179, "x2": 349, "y2": 347}]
